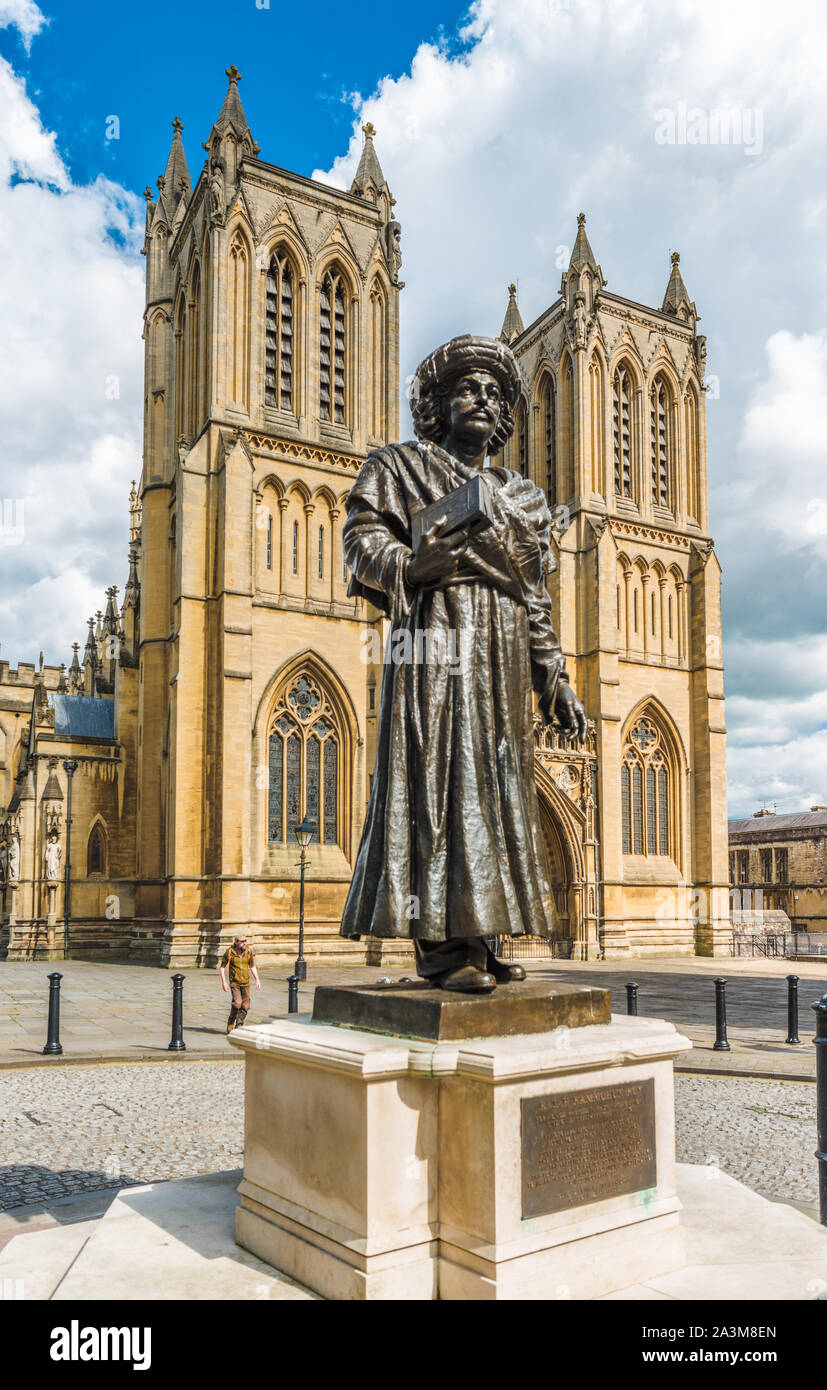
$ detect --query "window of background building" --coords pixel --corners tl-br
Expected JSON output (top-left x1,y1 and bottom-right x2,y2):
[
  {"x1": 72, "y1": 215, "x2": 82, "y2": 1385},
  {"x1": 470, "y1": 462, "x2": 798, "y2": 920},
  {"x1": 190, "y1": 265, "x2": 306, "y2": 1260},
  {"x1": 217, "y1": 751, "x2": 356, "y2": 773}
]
[
  {"x1": 737, "y1": 850, "x2": 750, "y2": 884},
  {"x1": 775, "y1": 847, "x2": 789, "y2": 883}
]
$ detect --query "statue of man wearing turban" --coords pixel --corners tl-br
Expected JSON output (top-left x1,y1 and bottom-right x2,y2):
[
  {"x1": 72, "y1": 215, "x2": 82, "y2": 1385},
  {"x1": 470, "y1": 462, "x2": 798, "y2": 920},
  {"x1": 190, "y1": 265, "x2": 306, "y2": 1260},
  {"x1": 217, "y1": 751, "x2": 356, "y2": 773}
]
[{"x1": 340, "y1": 334, "x2": 587, "y2": 992}]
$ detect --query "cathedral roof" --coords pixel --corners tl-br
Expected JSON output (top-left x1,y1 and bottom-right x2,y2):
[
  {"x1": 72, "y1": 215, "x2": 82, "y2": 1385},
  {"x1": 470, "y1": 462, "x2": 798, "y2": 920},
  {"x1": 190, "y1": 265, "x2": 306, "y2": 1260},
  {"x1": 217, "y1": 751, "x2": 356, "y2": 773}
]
[
  {"x1": 350, "y1": 123, "x2": 387, "y2": 197},
  {"x1": 46, "y1": 693, "x2": 115, "y2": 741},
  {"x1": 500, "y1": 284, "x2": 525, "y2": 343}
]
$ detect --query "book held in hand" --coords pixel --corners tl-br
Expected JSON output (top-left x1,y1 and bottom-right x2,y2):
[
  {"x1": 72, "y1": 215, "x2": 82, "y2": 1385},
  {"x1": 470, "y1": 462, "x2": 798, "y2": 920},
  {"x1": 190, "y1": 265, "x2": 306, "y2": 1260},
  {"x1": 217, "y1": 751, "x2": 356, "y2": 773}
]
[{"x1": 410, "y1": 473, "x2": 495, "y2": 550}]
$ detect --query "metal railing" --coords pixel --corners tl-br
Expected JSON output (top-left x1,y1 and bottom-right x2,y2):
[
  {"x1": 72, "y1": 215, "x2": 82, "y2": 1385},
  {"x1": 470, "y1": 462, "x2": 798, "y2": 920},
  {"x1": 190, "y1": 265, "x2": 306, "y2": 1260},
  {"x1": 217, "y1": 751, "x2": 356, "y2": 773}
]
[
  {"x1": 730, "y1": 931, "x2": 827, "y2": 958},
  {"x1": 495, "y1": 935, "x2": 573, "y2": 960}
]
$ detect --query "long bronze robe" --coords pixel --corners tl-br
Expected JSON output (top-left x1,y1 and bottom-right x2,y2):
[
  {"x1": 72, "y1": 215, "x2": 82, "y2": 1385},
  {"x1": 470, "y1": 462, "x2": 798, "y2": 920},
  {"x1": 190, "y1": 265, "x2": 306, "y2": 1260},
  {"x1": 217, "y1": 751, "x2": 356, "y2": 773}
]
[{"x1": 340, "y1": 439, "x2": 567, "y2": 942}]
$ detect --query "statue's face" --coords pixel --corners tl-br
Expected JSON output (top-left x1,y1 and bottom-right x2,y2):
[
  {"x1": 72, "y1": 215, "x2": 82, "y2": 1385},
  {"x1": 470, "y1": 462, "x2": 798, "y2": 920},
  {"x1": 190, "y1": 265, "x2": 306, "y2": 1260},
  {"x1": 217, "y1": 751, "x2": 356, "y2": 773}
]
[{"x1": 443, "y1": 370, "x2": 502, "y2": 452}]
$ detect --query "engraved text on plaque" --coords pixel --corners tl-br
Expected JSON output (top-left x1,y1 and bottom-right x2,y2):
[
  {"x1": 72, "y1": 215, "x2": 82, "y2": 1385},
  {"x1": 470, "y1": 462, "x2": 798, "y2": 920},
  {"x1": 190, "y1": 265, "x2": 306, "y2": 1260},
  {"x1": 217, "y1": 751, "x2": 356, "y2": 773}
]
[{"x1": 521, "y1": 1079, "x2": 657, "y2": 1218}]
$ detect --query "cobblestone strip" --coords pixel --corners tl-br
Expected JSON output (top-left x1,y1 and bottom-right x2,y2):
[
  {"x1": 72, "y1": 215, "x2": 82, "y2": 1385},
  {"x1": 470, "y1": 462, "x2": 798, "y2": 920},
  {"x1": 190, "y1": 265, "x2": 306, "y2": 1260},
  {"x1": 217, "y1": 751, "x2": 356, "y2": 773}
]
[{"x1": 0, "y1": 1065, "x2": 819, "y2": 1212}]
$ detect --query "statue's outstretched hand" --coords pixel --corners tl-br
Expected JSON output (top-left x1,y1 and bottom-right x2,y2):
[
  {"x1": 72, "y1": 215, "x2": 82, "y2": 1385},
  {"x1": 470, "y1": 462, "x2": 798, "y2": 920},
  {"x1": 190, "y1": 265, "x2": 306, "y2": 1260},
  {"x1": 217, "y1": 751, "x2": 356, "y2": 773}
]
[
  {"x1": 407, "y1": 515, "x2": 468, "y2": 585},
  {"x1": 543, "y1": 679, "x2": 588, "y2": 743}
]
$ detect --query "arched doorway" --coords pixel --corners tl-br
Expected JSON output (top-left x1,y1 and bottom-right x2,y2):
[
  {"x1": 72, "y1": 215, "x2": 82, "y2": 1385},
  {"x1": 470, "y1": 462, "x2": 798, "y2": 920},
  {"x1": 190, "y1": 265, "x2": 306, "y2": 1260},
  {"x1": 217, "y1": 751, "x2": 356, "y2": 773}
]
[{"x1": 537, "y1": 793, "x2": 575, "y2": 940}]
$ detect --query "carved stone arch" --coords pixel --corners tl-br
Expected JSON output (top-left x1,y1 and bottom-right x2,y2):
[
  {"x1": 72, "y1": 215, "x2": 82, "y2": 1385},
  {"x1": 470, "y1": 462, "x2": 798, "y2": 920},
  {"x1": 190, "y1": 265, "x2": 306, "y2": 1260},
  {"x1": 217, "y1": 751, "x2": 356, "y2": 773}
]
[
  {"x1": 255, "y1": 650, "x2": 360, "y2": 859},
  {"x1": 253, "y1": 648, "x2": 360, "y2": 743},
  {"x1": 263, "y1": 228, "x2": 310, "y2": 281},
  {"x1": 620, "y1": 697, "x2": 687, "y2": 870},
  {"x1": 257, "y1": 472, "x2": 285, "y2": 501},
  {"x1": 314, "y1": 246, "x2": 360, "y2": 300},
  {"x1": 534, "y1": 763, "x2": 587, "y2": 940},
  {"x1": 313, "y1": 484, "x2": 337, "y2": 511},
  {"x1": 86, "y1": 815, "x2": 109, "y2": 878},
  {"x1": 285, "y1": 479, "x2": 311, "y2": 507}
]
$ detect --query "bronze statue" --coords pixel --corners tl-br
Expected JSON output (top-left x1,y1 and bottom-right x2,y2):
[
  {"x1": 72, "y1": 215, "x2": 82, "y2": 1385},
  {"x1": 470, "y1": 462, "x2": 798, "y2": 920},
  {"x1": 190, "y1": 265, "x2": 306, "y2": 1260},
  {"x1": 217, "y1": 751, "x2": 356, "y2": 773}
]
[{"x1": 340, "y1": 335, "x2": 586, "y2": 992}]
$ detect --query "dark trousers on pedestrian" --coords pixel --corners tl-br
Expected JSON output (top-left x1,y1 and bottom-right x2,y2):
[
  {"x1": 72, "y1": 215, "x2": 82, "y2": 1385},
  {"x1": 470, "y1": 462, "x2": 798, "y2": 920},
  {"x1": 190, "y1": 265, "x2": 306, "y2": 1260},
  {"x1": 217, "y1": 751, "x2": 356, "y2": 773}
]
[
  {"x1": 228, "y1": 984, "x2": 250, "y2": 1029},
  {"x1": 414, "y1": 936, "x2": 501, "y2": 980}
]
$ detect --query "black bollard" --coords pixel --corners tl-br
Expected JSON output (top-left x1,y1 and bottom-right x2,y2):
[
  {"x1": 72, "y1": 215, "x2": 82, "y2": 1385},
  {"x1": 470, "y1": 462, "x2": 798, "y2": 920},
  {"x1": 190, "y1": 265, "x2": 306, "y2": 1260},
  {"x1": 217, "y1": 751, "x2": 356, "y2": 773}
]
[
  {"x1": 625, "y1": 982, "x2": 639, "y2": 1016},
  {"x1": 786, "y1": 974, "x2": 801, "y2": 1046},
  {"x1": 713, "y1": 976, "x2": 730, "y2": 1052},
  {"x1": 812, "y1": 994, "x2": 827, "y2": 1226},
  {"x1": 287, "y1": 974, "x2": 299, "y2": 1014},
  {"x1": 43, "y1": 972, "x2": 63, "y2": 1056},
  {"x1": 168, "y1": 973, "x2": 186, "y2": 1052}
]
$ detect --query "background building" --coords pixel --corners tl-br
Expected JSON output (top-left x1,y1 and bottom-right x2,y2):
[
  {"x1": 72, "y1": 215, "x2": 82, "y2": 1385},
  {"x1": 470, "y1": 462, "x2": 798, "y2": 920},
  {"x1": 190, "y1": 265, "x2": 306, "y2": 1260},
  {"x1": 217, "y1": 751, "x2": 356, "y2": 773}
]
[
  {"x1": 0, "y1": 72, "x2": 730, "y2": 963},
  {"x1": 729, "y1": 807, "x2": 827, "y2": 932}
]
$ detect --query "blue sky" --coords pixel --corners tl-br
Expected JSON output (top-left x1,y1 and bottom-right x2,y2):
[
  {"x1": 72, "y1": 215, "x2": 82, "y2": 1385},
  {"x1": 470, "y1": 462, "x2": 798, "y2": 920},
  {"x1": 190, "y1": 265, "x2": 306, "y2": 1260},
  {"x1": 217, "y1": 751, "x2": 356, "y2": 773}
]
[
  {"x1": 0, "y1": 0, "x2": 825, "y2": 816},
  {"x1": 0, "y1": 0, "x2": 472, "y2": 192}
]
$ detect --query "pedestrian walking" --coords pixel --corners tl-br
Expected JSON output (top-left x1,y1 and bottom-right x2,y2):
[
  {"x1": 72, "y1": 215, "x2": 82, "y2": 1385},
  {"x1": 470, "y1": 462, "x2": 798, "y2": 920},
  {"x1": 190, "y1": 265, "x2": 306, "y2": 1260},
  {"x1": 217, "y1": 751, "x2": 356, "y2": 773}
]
[{"x1": 219, "y1": 935, "x2": 261, "y2": 1033}]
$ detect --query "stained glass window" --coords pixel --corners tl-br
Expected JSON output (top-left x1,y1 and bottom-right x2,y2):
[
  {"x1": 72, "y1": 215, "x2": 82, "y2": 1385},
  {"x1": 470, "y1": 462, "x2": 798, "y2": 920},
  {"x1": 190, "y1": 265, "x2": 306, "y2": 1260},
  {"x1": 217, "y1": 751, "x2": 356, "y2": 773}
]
[
  {"x1": 267, "y1": 674, "x2": 341, "y2": 848},
  {"x1": 267, "y1": 729, "x2": 284, "y2": 841},
  {"x1": 658, "y1": 765, "x2": 668, "y2": 853},
  {"x1": 306, "y1": 736, "x2": 320, "y2": 843},
  {"x1": 324, "y1": 737, "x2": 338, "y2": 844},
  {"x1": 285, "y1": 734, "x2": 301, "y2": 842},
  {"x1": 622, "y1": 719, "x2": 672, "y2": 859},
  {"x1": 646, "y1": 765, "x2": 656, "y2": 853},
  {"x1": 632, "y1": 764, "x2": 644, "y2": 854}
]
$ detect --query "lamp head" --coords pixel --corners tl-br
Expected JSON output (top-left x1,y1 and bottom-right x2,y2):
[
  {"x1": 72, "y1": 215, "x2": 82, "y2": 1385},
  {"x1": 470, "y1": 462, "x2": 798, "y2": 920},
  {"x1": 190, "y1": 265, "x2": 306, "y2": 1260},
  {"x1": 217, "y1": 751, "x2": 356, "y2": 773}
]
[{"x1": 295, "y1": 817, "x2": 315, "y2": 848}]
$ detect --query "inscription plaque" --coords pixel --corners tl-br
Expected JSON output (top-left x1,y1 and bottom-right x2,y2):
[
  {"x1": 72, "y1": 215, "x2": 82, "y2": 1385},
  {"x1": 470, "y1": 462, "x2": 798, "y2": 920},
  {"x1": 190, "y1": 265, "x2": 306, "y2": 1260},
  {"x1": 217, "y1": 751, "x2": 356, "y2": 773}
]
[{"x1": 521, "y1": 1079, "x2": 656, "y2": 1218}]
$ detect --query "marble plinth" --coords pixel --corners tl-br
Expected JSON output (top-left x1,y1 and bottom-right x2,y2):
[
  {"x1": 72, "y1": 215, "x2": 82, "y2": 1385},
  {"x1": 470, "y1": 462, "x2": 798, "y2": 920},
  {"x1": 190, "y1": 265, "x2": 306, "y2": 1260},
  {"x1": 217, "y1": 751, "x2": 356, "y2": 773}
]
[{"x1": 231, "y1": 1007, "x2": 691, "y2": 1300}]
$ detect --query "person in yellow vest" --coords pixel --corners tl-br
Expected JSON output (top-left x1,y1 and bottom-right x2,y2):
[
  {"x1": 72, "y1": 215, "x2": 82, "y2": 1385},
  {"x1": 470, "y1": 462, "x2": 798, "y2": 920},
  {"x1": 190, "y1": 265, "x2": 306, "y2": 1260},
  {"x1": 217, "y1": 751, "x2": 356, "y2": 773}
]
[{"x1": 219, "y1": 935, "x2": 261, "y2": 1033}]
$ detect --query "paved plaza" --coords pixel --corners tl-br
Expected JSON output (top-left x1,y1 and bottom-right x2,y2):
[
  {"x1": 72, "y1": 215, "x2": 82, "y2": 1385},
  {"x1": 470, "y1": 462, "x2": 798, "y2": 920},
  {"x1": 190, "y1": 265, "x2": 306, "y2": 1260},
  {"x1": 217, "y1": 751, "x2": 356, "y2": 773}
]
[
  {"x1": 0, "y1": 954, "x2": 825, "y2": 1074},
  {"x1": 0, "y1": 1062, "x2": 819, "y2": 1222}
]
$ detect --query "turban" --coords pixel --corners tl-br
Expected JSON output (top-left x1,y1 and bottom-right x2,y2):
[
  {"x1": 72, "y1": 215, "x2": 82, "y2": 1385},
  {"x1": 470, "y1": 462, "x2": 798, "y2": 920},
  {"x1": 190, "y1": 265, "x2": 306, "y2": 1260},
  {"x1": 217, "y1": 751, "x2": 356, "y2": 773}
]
[{"x1": 410, "y1": 334, "x2": 521, "y2": 451}]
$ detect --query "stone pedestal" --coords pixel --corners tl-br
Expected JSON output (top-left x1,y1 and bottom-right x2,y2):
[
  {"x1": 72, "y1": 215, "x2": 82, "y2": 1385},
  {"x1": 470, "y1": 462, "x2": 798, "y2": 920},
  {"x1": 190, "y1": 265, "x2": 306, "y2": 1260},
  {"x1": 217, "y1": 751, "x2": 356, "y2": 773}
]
[{"x1": 231, "y1": 988, "x2": 691, "y2": 1300}]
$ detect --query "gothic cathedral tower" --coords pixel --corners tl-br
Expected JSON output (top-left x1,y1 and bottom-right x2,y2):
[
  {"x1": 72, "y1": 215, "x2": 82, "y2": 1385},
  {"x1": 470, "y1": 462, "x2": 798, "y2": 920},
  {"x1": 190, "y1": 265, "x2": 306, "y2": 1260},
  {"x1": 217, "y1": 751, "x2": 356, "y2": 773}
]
[
  {"x1": 134, "y1": 70, "x2": 402, "y2": 965},
  {"x1": 500, "y1": 219, "x2": 730, "y2": 956}
]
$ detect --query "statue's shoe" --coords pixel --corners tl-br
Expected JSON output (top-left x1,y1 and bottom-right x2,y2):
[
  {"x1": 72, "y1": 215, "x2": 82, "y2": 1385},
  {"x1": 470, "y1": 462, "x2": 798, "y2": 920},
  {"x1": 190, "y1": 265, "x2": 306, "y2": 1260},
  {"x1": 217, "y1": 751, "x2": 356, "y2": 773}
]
[
  {"x1": 487, "y1": 959, "x2": 526, "y2": 983},
  {"x1": 438, "y1": 966, "x2": 497, "y2": 993}
]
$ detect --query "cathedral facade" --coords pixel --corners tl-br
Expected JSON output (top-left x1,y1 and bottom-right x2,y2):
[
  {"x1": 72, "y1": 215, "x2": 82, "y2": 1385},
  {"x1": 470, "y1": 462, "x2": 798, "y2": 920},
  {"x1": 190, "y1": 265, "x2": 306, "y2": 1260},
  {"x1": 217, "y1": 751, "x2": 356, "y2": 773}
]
[{"x1": 0, "y1": 72, "x2": 730, "y2": 964}]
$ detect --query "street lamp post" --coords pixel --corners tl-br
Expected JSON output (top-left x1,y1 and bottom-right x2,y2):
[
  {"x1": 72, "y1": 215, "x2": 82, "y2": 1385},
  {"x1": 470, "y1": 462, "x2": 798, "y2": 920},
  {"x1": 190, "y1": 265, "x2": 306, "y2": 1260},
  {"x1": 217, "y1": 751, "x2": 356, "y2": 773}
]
[
  {"x1": 62, "y1": 759, "x2": 78, "y2": 960},
  {"x1": 294, "y1": 816, "x2": 315, "y2": 983}
]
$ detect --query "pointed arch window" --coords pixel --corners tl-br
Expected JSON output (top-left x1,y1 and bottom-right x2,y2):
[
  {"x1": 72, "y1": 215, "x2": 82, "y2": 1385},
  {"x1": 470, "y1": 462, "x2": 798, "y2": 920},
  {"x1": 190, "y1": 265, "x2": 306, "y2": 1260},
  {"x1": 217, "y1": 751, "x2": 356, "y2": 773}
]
[
  {"x1": 368, "y1": 282, "x2": 386, "y2": 439},
  {"x1": 588, "y1": 356, "x2": 605, "y2": 495},
  {"x1": 228, "y1": 235, "x2": 249, "y2": 407},
  {"x1": 515, "y1": 399, "x2": 528, "y2": 478},
  {"x1": 174, "y1": 291, "x2": 187, "y2": 443},
  {"x1": 650, "y1": 376, "x2": 673, "y2": 507},
  {"x1": 87, "y1": 824, "x2": 107, "y2": 877},
  {"x1": 267, "y1": 673, "x2": 341, "y2": 846},
  {"x1": 613, "y1": 364, "x2": 633, "y2": 498},
  {"x1": 187, "y1": 263, "x2": 201, "y2": 436},
  {"x1": 684, "y1": 389, "x2": 699, "y2": 520},
  {"x1": 320, "y1": 269, "x2": 346, "y2": 424},
  {"x1": 541, "y1": 376, "x2": 556, "y2": 507},
  {"x1": 265, "y1": 253, "x2": 294, "y2": 411},
  {"x1": 621, "y1": 717, "x2": 672, "y2": 858}
]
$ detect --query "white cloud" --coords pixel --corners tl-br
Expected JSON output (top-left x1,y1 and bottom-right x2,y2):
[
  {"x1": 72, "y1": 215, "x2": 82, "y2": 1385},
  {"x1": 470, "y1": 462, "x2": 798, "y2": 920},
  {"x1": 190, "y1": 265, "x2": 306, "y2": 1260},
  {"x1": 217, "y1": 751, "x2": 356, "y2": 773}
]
[
  {"x1": 0, "y1": 0, "x2": 825, "y2": 817},
  {"x1": 313, "y1": 0, "x2": 827, "y2": 814},
  {"x1": 0, "y1": 0, "x2": 45, "y2": 50},
  {"x1": 0, "y1": 18, "x2": 144, "y2": 667}
]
